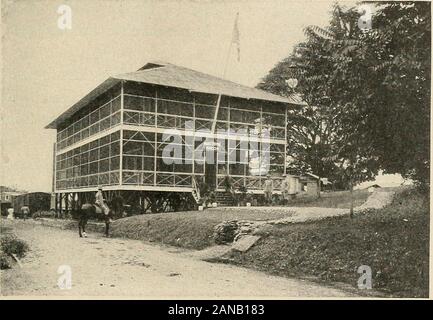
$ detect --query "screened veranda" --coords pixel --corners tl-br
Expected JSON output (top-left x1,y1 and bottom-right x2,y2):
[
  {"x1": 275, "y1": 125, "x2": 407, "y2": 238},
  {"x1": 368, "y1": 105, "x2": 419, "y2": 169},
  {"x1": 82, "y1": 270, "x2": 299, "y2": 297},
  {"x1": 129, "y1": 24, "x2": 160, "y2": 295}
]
[{"x1": 54, "y1": 81, "x2": 288, "y2": 192}]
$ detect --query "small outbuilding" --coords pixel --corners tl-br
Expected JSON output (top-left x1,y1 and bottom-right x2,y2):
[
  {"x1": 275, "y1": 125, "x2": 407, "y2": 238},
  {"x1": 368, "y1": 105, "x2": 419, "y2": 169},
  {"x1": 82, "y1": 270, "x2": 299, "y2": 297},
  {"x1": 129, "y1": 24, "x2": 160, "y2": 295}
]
[
  {"x1": 298, "y1": 173, "x2": 332, "y2": 196},
  {"x1": 0, "y1": 189, "x2": 25, "y2": 215},
  {"x1": 13, "y1": 192, "x2": 51, "y2": 215}
]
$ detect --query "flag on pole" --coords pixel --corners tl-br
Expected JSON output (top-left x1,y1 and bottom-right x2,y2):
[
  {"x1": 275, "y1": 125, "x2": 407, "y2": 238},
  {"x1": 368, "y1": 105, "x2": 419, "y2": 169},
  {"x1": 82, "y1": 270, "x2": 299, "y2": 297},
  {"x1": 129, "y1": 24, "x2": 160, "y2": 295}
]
[
  {"x1": 232, "y1": 12, "x2": 240, "y2": 62},
  {"x1": 222, "y1": 12, "x2": 240, "y2": 78}
]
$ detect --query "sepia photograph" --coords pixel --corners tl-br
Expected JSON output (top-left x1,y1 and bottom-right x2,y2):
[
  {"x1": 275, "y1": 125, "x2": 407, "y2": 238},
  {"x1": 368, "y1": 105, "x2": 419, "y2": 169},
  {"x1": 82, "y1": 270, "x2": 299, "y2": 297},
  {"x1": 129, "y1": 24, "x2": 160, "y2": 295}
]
[{"x1": 0, "y1": 0, "x2": 430, "y2": 303}]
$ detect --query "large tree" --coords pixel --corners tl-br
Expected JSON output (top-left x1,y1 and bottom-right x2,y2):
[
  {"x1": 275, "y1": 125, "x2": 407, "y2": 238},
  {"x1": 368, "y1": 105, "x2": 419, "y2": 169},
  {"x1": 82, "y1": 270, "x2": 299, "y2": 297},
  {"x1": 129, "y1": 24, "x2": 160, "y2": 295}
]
[
  {"x1": 258, "y1": 6, "x2": 367, "y2": 194},
  {"x1": 259, "y1": 2, "x2": 430, "y2": 201},
  {"x1": 258, "y1": 52, "x2": 341, "y2": 188},
  {"x1": 363, "y1": 2, "x2": 430, "y2": 186}
]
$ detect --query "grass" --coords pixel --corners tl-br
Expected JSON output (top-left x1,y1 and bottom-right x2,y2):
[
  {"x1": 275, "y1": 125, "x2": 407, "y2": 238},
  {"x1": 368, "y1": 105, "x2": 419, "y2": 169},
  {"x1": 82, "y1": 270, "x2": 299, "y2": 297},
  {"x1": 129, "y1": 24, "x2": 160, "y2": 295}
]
[
  {"x1": 218, "y1": 188, "x2": 429, "y2": 298},
  {"x1": 108, "y1": 189, "x2": 371, "y2": 250},
  {"x1": 110, "y1": 208, "x2": 296, "y2": 250},
  {"x1": 286, "y1": 189, "x2": 370, "y2": 208},
  {"x1": 0, "y1": 224, "x2": 29, "y2": 269},
  {"x1": 109, "y1": 190, "x2": 369, "y2": 250}
]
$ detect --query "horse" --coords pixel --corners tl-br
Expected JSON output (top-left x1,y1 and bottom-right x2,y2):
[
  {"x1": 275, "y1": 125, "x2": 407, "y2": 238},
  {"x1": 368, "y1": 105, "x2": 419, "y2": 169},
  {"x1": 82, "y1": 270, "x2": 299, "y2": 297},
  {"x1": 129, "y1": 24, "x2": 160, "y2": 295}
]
[{"x1": 77, "y1": 203, "x2": 113, "y2": 238}]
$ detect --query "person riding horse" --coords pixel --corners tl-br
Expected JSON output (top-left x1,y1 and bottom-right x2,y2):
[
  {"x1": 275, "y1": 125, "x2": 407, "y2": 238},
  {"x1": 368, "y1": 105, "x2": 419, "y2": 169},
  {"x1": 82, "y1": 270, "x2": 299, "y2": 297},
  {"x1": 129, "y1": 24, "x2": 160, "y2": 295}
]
[
  {"x1": 95, "y1": 186, "x2": 109, "y2": 216},
  {"x1": 78, "y1": 187, "x2": 112, "y2": 238}
]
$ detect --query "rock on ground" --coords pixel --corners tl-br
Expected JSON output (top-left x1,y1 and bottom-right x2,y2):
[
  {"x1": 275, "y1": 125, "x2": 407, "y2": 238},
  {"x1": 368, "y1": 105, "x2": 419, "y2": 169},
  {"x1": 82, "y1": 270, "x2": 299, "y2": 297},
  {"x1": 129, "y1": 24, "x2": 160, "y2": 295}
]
[{"x1": 231, "y1": 235, "x2": 261, "y2": 252}]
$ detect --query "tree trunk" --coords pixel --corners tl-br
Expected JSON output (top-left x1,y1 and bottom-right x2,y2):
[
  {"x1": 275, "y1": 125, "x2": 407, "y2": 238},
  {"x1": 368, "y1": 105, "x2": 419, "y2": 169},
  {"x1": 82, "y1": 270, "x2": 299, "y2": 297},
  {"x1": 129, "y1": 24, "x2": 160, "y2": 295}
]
[
  {"x1": 349, "y1": 180, "x2": 354, "y2": 218},
  {"x1": 317, "y1": 176, "x2": 321, "y2": 199}
]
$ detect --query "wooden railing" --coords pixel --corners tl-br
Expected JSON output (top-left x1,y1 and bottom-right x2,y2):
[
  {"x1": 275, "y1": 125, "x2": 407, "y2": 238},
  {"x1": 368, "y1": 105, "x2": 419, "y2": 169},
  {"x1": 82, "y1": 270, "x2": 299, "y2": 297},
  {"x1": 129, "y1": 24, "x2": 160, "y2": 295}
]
[{"x1": 191, "y1": 176, "x2": 201, "y2": 204}]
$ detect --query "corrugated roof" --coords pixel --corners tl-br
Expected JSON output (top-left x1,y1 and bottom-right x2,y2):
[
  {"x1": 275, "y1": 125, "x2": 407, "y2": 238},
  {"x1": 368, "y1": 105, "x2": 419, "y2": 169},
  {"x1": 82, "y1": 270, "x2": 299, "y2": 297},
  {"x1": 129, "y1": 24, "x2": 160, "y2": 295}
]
[
  {"x1": 117, "y1": 62, "x2": 304, "y2": 104},
  {"x1": 46, "y1": 61, "x2": 305, "y2": 129}
]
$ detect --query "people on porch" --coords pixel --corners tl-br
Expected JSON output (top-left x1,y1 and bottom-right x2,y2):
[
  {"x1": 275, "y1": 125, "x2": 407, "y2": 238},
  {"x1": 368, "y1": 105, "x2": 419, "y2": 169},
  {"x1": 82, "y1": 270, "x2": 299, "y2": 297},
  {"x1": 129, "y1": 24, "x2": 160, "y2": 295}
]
[
  {"x1": 263, "y1": 175, "x2": 274, "y2": 205},
  {"x1": 280, "y1": 174, "x2": 290, "y2": 205}
]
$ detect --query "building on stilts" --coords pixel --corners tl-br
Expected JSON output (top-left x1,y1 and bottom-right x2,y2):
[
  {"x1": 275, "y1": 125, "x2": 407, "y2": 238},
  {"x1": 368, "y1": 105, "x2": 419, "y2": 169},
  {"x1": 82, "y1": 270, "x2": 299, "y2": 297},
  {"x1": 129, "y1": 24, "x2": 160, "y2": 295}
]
[{"x1": 46, "y1": 62, "x2": 305, "y2": 215}]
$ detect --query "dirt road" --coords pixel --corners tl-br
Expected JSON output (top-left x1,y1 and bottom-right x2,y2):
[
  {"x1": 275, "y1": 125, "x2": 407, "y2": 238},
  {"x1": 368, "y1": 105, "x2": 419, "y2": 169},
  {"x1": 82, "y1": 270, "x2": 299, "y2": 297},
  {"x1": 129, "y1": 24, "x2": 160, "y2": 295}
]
[{"x1": 1, "y1": 221, "x2": 354, "y2": 298}]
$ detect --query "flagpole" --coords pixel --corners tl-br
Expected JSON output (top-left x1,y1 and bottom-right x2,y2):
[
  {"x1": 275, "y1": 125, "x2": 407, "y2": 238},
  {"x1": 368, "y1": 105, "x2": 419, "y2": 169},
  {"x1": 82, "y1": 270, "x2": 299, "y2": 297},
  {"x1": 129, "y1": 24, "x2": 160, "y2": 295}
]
[
  {"x1": 222, "y1": 38, "x2": 234, "y2": 79},
  {"x1": 208, "y1": 11, "x2": 240, "y2": 183},
  {"x1": 213, "y1": 12, "x2": 239, "y2": 136},
  {"x1": 222, "y1": 12, "x2": 239, "y2": 79}
]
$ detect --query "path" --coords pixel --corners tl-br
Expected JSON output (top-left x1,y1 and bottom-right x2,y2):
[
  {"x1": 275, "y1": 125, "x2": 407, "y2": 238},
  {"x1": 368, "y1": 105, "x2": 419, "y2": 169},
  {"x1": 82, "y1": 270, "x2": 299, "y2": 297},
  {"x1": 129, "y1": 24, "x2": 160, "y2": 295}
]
[
  {"x1": 1, "y1": 221, "x2": 355, "y2": 298},
  {"x1": 214, "y1": 190, "x2": 396, "y2": 225}
]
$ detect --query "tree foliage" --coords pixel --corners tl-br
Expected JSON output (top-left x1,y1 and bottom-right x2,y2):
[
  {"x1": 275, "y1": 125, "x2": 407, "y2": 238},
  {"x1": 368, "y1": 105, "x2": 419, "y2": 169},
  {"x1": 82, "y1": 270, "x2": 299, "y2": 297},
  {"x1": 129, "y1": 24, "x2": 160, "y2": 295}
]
[{"x1": 258, "y1": 2, "x2": 430, "y2": 190}]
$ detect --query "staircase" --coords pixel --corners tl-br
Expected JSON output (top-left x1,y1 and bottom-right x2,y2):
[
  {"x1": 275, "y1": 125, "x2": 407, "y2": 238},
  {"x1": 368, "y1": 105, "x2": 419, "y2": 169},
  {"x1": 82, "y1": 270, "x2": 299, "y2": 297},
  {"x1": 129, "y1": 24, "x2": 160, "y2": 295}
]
[
  {"x1": 215, "y1": 192, "x2": 236, "y2": 207},
  {"x1": 191, "y1": 177, "x2": 201, "y2": 204}
]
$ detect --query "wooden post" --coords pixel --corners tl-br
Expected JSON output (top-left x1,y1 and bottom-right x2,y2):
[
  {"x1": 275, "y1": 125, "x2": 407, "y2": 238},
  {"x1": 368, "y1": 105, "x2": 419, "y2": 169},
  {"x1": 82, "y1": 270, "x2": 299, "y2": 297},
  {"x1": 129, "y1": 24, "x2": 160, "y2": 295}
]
[
  {"x1": 59, "y1": 193, "x2": 63, "y2": 218},
  {"x1": 75, "y1": 192, "x2": 79, "y2": 211},
  {"x1": 191, "y1": 96, "x2": 195, "y2": 183},
  {"x1": 120, "y1": 81, "x2": 124, "y2": 186},
  {"x1": 54, "y1": 193, "x2": 58, "y2": 217},
  {"x1": 211, "y1": 94, "x2": 222, "y2": 135},
  {"x1": 70, "y1": 193, "x2": 75, "y2": 213},
  {"x1": 227, "y1": 98, "x2": 231, "y2": 177},
  {"x1": 349, "y1": 179, "x2": 354, "y2": 218},
  {"x1": 284, "y1": 105, "x2": 288, "y2": 175},
  {"x1": 65, "y1": 193, "x2": 69, "y2": 217},
  {"x1": 154, "y1": 89, "x2": 158, "y2": 186},
  {"x1": 77, "y1": 193, "x2": 81, "y2": 210},
  {"x1": 52, "y1": 143, "x2": 57, "y2": 216},
  {"x1": 259, "y1": 104, "x2": 263, "y2": 188},
  {"x1": 52, "y1": 142, "x2": 56, "y2": 193}
]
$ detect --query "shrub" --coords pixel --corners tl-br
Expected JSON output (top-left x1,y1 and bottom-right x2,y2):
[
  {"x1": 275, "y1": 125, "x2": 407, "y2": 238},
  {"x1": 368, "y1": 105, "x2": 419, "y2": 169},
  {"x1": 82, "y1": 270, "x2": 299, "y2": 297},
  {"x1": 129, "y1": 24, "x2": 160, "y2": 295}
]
[
  {"x1": 32, "y1": 210, "x2": 56, "y2": 219},
  {"x1": 0, "y1": 251, "x2": 13, "y2": 269},
  {"x1": 1, "y1": 235, "x2": 29, "y2": 258},
  {"x1": 213, "y1": 221, "x2": 239, "y2": 244}
]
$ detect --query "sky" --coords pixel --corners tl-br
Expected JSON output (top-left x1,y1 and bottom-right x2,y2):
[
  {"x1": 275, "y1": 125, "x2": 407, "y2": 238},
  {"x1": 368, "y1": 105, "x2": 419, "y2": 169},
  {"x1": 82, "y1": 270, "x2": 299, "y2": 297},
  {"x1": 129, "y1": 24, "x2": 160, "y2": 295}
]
[{"x1": 0, "y1": 0, "x2": 368, "y2": 192}]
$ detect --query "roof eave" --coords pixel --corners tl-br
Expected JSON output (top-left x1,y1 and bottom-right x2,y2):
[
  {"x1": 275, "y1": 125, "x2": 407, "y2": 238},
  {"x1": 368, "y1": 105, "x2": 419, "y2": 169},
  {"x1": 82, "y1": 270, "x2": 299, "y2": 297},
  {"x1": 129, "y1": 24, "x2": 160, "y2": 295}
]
[
  {"x1": 113, "y1": 75, "x2": 301, "y2": 105},
  {"x1": 45, "y1": 77, "x2": 121, "y2": 129},
  {"x1": 45, "y1": 66, "x2": 306, "y2": 130}
]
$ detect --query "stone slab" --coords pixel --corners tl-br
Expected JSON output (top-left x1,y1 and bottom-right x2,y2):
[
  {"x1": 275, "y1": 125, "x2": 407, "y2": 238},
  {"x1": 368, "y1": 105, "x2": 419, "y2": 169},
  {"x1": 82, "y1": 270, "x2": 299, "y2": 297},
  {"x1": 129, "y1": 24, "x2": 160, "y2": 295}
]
[{"x1": 231, "y1": 235, "x2": 261, "y2": 252}]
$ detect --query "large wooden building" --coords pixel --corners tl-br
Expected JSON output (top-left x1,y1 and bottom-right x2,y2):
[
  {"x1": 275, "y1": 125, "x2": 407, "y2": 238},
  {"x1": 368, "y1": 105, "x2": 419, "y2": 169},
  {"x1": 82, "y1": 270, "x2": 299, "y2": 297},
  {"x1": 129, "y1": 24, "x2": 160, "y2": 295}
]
[{"x1": 46, "y1": 62, "x2": 304, "y2": 213}]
